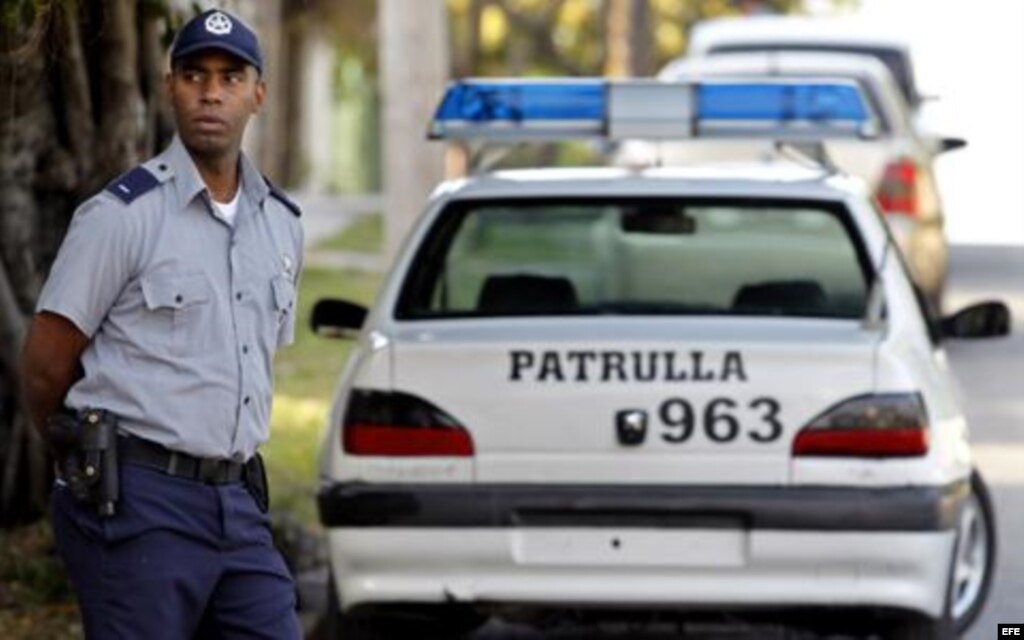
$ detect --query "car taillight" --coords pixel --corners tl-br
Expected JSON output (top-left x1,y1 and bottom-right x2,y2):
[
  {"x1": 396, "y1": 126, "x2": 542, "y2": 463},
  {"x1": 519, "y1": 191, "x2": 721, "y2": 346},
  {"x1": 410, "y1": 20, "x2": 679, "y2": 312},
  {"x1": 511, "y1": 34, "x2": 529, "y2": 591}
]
[
  {"x1": 875, "y1": 157, "x2": 919, "y2": 217},
  {"x1": 793, "y1": 393, "x2": 929, "y2": 458},
  {"x1": 343, "y1": 389, "x2": 474, "y2": 457}
]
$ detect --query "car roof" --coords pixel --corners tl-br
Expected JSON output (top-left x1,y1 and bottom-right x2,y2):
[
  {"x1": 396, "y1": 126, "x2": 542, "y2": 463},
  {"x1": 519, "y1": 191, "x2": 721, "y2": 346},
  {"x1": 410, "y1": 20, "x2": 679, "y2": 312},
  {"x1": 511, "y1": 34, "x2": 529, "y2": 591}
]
[
  {"x1": 686, "y1": 16, "x2": 920, "y2": 107},
  {"x1": 661, "y1": 51, "x2": 897, "y2": 86},
  {"x1": 434, "y1": 164, "x2": 865, "y2": 203},
  {"x1": 688, "y1": 16, "x2": 911, "y2": 53}
]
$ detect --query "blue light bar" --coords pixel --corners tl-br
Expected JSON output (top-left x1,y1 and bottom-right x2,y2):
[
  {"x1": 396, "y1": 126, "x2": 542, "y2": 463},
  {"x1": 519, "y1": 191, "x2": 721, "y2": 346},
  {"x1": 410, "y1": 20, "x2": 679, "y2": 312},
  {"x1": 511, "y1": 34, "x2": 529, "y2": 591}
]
[
  {"x1": 430, "y1": 80, "x2": 607, "y2": 139},
  {"x1": 695, "y1": 82, "x2": 871, "y2": 138},
  {"x1": 429, "y1": 78, "x2": 876, "y2": 142},
  {"x1": 697, "y1": 82, "x2": 869, "y2": 122}
]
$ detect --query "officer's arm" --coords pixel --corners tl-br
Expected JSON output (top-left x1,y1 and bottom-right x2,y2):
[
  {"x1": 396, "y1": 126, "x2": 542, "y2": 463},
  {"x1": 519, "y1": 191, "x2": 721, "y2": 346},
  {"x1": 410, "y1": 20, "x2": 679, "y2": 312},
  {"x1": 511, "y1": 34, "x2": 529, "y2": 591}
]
[{"x1": 20, "y1": 312, "x2": 90, "y2": 434}]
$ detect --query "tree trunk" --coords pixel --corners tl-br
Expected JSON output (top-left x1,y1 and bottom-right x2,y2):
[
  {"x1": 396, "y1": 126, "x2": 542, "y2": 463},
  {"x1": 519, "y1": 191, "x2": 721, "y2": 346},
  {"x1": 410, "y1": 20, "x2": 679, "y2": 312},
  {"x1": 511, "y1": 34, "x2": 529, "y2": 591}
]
[
  {"x1": 379, "y1": 0, "x2": 449, "y2": 261},
  {"x1": 604, "y1": 0, "x2": 631, "y2": 77},
  {"x1": 628, "y1": 0, "x2": 652, "y2": 77},
  {"x1": 0, "y1": 0, "x2": 170, "y2": 526},
  {"x1": 604, "y1": 0, "x2": 652, "y2": 77}
]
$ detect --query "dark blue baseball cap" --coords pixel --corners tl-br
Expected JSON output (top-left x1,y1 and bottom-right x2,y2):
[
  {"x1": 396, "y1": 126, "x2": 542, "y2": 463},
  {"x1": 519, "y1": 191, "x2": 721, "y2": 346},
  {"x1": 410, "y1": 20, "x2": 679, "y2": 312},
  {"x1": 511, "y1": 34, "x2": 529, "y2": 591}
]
[{"x1": 171, "y1": 9, "x2": 263, "y2": 74}]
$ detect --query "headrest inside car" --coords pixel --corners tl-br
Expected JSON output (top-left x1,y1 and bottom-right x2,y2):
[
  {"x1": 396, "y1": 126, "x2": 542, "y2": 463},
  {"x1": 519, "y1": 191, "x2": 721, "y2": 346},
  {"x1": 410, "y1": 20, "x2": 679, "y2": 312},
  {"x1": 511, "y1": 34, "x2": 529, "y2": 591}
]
[
  {"x1": 732, "y1": 280, "x2": 828, "y2": 315},
  {"x1": 477, "y1": 274, "x2": 579, "y2": 314}
]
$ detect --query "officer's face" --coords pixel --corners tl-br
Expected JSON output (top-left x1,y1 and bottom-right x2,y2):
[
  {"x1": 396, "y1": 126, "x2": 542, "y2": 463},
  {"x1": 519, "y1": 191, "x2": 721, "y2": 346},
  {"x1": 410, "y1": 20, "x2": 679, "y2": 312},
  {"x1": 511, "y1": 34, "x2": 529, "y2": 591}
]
[{"x1": 167, "y1": 51, "x2": 265, "y2": 159}]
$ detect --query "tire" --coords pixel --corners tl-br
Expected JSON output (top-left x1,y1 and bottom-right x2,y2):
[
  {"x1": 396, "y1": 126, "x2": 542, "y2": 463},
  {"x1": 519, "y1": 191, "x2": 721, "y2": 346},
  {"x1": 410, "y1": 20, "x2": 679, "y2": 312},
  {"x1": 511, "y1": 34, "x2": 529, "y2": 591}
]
[
  {"x1": 949, "y1": 469, "x2": 997, "y2": 633},
  {"x1": 324, "y1": 573, "x2": 486, "y2": 639}
]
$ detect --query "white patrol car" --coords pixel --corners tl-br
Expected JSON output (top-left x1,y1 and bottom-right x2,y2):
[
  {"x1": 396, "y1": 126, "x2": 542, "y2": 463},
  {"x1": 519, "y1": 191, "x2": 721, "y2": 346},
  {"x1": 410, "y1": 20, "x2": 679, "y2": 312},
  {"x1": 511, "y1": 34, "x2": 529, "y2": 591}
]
[{"x1": 313, "y1": 79, "x2": 1005, "y2": 639}]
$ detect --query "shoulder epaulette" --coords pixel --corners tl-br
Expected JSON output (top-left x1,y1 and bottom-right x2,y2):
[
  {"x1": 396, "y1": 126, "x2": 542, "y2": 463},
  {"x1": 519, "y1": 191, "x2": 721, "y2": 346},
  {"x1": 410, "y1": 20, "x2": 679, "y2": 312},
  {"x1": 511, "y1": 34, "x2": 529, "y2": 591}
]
[
  {"x1": 264, "y1": 176, "x2": 302, "y2": 218},
  {"x1": 105, "y1": 166, "x2": 159, "y2": 204}
]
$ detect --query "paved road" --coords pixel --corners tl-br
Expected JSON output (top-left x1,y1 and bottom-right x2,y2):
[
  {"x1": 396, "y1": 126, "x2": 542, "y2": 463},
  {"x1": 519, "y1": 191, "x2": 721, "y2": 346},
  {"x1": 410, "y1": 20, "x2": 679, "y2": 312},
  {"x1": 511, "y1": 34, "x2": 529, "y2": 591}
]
[{"x1": 949, "y1": 246, "x2": 1024, "y2": 640}]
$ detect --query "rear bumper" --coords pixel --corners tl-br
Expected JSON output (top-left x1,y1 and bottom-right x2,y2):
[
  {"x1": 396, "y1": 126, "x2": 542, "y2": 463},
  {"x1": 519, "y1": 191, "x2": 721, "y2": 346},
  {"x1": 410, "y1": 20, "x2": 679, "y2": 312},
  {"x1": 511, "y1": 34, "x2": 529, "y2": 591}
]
[
  {"x1": 322, "y1": 482, "x2": 965, "y2": 617},
  {"x1": 318, "y1": 481, "x2": 968, "y2": 531},
  {"x1": 328, "y1": 528, "x2": 955, "y2": 618}
]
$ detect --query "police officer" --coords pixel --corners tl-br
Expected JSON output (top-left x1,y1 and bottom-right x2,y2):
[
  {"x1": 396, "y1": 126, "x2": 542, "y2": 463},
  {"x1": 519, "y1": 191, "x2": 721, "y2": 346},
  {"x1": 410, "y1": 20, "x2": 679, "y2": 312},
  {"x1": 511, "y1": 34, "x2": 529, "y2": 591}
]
[{"x1": 20, "y1": 9, "x2": 303, "y2": 639}]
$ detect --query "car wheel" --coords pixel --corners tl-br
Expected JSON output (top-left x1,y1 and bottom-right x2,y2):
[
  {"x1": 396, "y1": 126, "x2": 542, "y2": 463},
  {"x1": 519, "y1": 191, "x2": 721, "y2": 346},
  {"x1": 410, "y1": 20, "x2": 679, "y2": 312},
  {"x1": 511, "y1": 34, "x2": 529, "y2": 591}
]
[
  {"x1": 324, "y1": 574, "x2": 387, "y2": 640},
  {"x1": 886, "y1": 612, "x2": 956, "y2": 640},
  {"x1": 950, "y1": 469, "x2": 996, "y2": 633}
]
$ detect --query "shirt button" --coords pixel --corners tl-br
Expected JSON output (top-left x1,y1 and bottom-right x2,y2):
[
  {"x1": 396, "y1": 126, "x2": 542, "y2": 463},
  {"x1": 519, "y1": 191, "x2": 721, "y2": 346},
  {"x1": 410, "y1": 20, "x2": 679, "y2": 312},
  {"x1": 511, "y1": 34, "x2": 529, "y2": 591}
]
[
  {"x1": 235, "y1": 292, "x2": 242, "y2": 301},
  {"x1": 243, "y1": 396, "x2": 251, "y2": 405},
  {"x1": 242, "y1": 345, "x2": 249, "y2": 354},
  {"x1": 174, "y1": 294, "x2": 183, "y2": 304}
]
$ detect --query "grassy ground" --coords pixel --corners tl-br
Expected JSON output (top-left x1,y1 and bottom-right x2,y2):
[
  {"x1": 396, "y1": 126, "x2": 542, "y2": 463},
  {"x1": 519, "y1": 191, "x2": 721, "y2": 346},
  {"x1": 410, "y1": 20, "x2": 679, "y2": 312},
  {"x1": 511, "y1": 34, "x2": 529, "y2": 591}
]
[
  {"x1": 313, "y1": 213, "x2": 382, "y2": 254},
  {"x1": 0, "y1": 524, "x2": 81, "y2": 639},
  {"x1": 0, "y1": 224, "x2": 384, "y2": 638}
]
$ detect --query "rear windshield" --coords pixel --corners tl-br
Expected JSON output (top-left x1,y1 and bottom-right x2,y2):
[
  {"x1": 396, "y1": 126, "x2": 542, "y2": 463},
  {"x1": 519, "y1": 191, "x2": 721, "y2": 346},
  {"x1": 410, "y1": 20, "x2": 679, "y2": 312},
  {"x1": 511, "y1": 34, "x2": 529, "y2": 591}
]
[
  {"x1": 710, "y1": 43, "x2": 919, "y2": 109},
  {"x1": 396, "y1": 198, "x2": 872, "y2": 320}
]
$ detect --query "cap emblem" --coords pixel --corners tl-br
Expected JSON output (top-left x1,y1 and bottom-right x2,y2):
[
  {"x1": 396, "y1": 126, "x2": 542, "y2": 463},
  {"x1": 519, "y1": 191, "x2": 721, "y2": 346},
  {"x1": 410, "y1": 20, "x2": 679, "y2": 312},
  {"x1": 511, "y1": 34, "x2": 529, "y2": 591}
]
[{"x1": 205, "y1": 11, "x2": 233, "y2": 36}]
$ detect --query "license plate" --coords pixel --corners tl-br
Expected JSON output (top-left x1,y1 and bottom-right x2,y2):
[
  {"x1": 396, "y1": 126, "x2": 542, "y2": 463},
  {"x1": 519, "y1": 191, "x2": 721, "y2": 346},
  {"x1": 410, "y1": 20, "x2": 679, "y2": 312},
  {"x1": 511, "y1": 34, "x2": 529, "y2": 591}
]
[{"x1": 512, "y1": 528, "x2": 747, "y2": 567}]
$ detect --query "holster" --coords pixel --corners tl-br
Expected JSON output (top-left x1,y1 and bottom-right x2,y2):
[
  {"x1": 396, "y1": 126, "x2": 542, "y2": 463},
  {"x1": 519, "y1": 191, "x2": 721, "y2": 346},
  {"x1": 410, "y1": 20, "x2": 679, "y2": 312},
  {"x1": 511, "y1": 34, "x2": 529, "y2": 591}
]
[
  {"x1": 46, "y1": 408, "x2": 120, "y2": 517},
  {"x1": 244, "y1": 453, "x2": 269, "y2": 513}
]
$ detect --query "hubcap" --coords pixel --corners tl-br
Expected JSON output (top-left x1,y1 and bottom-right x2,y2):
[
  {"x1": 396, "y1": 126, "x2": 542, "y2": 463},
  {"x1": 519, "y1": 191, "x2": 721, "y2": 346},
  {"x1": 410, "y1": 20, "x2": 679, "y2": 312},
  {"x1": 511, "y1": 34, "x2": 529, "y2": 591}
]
[{"x1": 951, "y1": 492, "x2": 989, "y2": 620}]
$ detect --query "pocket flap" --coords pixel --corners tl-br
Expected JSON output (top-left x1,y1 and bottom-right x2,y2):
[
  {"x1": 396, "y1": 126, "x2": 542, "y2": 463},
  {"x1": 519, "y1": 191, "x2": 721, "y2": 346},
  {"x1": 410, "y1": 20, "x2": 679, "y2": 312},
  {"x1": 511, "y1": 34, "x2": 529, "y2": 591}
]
[
  {"x1": 271, "y1": 276, "x2": 296, "y2": 312},
  {"x1": 141, "y1": 272, "x2": 212, "y2": 311}
]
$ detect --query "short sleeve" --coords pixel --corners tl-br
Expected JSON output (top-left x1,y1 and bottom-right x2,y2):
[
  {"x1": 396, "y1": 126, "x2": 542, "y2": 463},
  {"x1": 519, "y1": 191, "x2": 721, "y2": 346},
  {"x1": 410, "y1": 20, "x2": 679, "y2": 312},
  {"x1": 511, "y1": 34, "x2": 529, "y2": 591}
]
[
  {"x1": 36, "y1": 199, "x2": 139, "y2": 338},
  {"x1": 275, "y1": 224, "x2": 304, "y2": 348}
]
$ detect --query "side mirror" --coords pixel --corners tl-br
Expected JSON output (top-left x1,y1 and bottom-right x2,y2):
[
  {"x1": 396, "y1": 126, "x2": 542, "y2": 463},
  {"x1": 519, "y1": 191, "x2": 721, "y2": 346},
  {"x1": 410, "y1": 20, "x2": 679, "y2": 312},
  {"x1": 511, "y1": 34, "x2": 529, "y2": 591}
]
[
  {"x1": 941, "y1": 301, "x2": 1011, "y2": 339},
  {"x1": 311, "y1": 299, "x2": 368, "y2": 339},
  {"x1": 938, "y1": 137, "x2": 967, "y2": 154}
]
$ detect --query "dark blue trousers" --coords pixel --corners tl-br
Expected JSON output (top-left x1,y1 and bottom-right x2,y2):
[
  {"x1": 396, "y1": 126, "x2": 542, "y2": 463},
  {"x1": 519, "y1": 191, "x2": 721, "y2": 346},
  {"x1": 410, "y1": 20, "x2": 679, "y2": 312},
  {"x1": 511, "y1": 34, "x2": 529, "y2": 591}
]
[{"x1": 51, "y1": 462, "x2": 302, "y2": 639}]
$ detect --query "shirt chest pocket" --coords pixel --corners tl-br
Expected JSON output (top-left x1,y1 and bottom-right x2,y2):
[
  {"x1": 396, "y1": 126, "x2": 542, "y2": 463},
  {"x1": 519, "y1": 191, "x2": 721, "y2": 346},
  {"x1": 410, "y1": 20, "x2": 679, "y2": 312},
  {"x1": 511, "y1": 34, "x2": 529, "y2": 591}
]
[{"x1": 140, "y1": 272, "x2": 215, "y2": 356}]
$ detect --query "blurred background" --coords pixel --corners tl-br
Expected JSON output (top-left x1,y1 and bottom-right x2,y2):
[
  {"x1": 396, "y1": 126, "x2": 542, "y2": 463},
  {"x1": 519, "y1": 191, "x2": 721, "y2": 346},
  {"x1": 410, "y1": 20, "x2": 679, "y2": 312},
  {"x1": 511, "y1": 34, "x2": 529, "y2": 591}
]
[{"x1": 1, "y1": 0, "x2": 1021, "y2": 638}]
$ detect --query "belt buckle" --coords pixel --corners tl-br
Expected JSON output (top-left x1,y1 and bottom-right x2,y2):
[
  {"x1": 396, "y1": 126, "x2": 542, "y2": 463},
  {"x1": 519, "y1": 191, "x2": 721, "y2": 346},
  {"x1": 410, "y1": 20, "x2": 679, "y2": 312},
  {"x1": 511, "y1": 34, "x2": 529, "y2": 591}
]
[{"x1": 198, "y1": 458, "x2": 223, "y2": 483}]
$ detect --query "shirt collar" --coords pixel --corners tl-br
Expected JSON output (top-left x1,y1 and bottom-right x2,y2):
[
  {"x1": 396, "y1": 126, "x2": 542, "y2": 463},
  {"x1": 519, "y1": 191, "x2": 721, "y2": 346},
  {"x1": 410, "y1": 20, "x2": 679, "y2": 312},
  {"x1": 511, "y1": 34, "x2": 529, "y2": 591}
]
[
  {"x1": 162, "y1": 135, "x2": 269, "y2": 210},
  {"x1": 238, "y1": 145, "x2": 270, "y2": 204}
]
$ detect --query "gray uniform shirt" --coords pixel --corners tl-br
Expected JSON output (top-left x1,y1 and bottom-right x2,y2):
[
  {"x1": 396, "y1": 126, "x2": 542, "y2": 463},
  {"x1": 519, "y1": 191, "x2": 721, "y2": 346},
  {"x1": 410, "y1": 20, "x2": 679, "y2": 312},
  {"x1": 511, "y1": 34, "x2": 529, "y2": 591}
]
[{"x1": 37, "y1": 136, "x2": 303, "y2": 461}]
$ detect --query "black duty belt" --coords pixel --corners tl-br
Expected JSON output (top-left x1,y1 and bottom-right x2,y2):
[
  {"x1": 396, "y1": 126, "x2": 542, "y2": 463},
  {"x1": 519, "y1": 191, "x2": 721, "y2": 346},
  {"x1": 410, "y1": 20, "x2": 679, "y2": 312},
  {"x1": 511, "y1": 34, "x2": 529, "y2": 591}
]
[{"x1": 121, "y1": 435, "x2": 245, "y2": 485}]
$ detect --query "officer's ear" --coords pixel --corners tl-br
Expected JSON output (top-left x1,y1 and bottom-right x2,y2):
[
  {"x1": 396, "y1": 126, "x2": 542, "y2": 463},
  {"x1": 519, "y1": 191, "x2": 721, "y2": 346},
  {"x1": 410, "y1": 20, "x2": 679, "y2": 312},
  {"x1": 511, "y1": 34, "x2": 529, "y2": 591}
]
[{"x1": 252, "y1": 73, "x2": 266, "y2": 113}]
